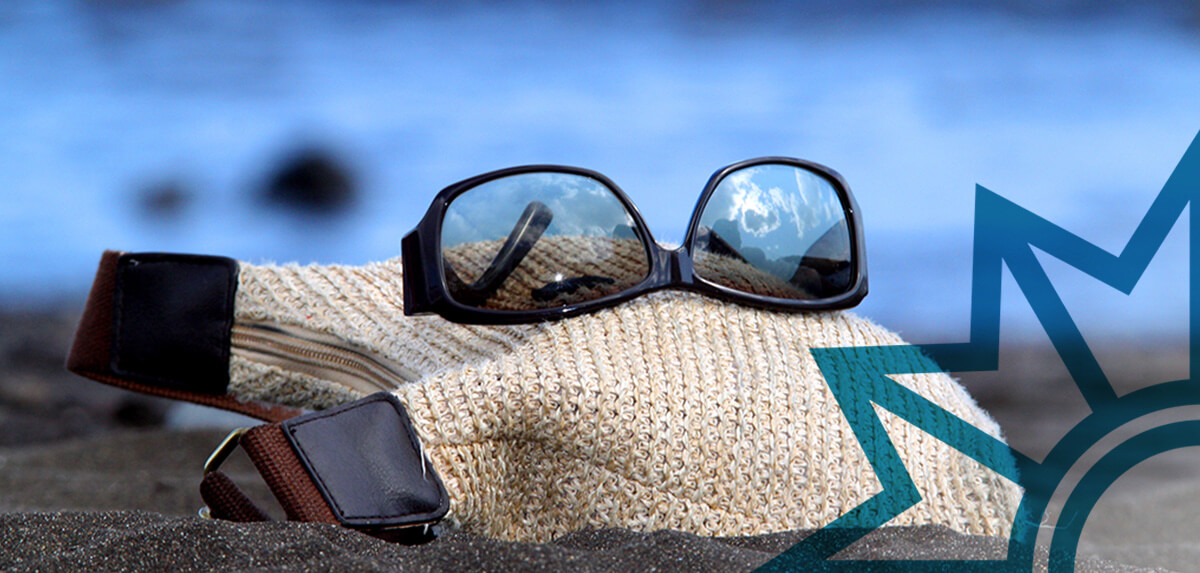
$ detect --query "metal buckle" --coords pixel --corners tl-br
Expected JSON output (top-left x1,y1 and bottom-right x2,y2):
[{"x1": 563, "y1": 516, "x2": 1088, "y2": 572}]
[
  {"x1": 198, "y1": 427, "x2": 249, "y2": 520},
  {"x1": 204, "y1": 427, "x2": 248, "y2": 474}
]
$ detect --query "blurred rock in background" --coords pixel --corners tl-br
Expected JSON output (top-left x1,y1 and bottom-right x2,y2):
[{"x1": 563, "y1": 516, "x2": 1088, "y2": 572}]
[
  {"x1": 138, "y1": 179, "x2": 192, "y2": 220},
  {"x1": 261, "y1": 147, "x2": 357, "y2": 215}
]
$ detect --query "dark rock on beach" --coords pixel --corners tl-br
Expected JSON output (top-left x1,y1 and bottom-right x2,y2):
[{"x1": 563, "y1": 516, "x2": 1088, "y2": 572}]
[{"x1": 262, "y1": 147, "x2": 357, "y2": 214}]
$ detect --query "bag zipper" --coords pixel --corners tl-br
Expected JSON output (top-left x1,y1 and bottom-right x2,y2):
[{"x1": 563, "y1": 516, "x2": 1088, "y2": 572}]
[{"x1": 230, "y1": 321, "x2": 418, "y2": 394}]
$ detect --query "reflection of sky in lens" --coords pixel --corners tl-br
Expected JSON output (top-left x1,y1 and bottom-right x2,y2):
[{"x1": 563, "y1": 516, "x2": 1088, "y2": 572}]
[
  {"x1": 442, "y1": 172, "x2": 636, "y2": 248},
  {"x1": 699, "y1": 165, "x2": 844, "y2": 260}
]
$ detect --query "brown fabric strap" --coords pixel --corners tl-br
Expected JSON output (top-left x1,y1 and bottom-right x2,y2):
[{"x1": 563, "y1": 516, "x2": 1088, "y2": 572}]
[
  {"x1": 241, "y1": 424, "x2": 340, "y2": 524},
  {"x1": 199, "y1": 471, "x2": 271, "y2": 523},
  {"x1": 199, "y1": 424, "x2": 339, "y2": 525}
]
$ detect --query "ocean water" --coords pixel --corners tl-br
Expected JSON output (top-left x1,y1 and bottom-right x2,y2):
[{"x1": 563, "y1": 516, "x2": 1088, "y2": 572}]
[{"x1": 2, "y1": 0, "x2": 1197, "y2": 344}]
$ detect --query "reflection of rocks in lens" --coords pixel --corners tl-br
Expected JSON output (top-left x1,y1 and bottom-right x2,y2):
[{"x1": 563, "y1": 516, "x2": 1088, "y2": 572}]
[
  {"x1": 263, "y1": 148, "x2": 356, "y2": 213},
  {"x1": 711, "y1": 219, "x2": 742, "y2": 249},
  {"x1": 789, "y1": 265, "x2": 826, "y2": 297},
  {"x1": 742, "y1": 246, "x2": 766, "y2": 267}
]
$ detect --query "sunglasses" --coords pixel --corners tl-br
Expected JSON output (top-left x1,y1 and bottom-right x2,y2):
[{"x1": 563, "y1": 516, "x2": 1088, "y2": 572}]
[{"x1": 402, "y1": 157, "x2": 867, "y2": 324}]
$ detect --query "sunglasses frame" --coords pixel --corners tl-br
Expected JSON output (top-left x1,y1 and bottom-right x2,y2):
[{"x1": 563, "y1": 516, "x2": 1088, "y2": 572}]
[{"x1": 402, "y1": 157, "x2": 868, "y2": 324}]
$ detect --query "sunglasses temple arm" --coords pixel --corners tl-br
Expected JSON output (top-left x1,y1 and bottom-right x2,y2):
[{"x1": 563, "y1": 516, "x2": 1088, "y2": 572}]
[{"x1": 446, "y1": 201, "x2": 553, "y2": 306}]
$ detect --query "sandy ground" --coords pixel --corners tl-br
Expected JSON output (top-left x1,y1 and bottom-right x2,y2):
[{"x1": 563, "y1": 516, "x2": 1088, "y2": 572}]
[
  {"x1": 956, "y1": 340, "x2": 1200, "y2": 572},
  {"x1": 0, "y1": 311, "x2": 1193, "y2": 571}
]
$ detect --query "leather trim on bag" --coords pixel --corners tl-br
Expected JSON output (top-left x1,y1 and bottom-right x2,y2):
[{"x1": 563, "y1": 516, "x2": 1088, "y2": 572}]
[
  {"x1": 110, "y1": 252, "x2": 238, "y2": 395},
  {"x1": 281, "y1": 392, "x2": 450, "y2": 530}
]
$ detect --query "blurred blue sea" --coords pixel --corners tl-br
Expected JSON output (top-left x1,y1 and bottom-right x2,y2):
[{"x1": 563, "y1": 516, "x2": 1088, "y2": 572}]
[{"x1": 2, "y1": 0, "x2": 1198, "y2": 343}]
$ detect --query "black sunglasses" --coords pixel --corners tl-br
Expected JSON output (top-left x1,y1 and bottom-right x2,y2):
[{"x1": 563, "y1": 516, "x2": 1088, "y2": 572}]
[{"x1": 402, "y1": 157, "x2": 867, "y2": 324}]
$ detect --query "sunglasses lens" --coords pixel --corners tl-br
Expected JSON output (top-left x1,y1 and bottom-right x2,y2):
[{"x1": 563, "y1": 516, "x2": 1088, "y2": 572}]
[
  {"x1": 692, "y1": 163, "x2": 855, "y2": 301},
  {"x1": 440, "y1": 172, "x2": 651, "y2": 311}
]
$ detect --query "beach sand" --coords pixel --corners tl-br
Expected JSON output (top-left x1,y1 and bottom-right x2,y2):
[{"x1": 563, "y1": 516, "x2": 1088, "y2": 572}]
[{"x1": 0, "y1": 311, "x2": 1191, "y2": 571}]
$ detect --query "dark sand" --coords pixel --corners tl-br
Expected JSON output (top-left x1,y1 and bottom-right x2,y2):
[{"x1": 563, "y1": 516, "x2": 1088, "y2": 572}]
[{"x1": 0, "y1": 312, "x2": 1188, "y2": 571}]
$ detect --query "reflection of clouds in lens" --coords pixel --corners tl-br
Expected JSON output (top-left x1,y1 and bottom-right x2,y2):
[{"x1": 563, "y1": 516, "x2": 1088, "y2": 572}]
[
  {"x1": 742, "y1": 205, "x2": 780, "y2": 236},
  {"x1": 732, "y1": 171, "x2": 780, "y2": 237},
  {"x1": 717, "y1": 167, "x2": 803, "y2": 244},
  {"x1": 442, "y1": 209, "x2": 476, "y2": 245},
  {"x1": 700, "y1": 164, "x2": 847, "y2": 263}
]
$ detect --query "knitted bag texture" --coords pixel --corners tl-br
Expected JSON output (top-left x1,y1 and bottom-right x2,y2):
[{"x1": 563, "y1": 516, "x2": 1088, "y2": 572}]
[{"x1": 230, "y1": 256, "x2": 1021, "y2": 543}]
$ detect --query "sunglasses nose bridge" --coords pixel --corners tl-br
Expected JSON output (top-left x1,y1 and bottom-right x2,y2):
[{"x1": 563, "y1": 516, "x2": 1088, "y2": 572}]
[{"x1": 666, "y1": 246, "x2": 696, "y2": 287}]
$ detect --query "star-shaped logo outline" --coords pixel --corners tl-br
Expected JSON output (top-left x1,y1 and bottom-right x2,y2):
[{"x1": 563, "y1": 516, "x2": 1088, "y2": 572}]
[{"x1": 758, "y1": 130, "x2": 1200, "y2": 572}]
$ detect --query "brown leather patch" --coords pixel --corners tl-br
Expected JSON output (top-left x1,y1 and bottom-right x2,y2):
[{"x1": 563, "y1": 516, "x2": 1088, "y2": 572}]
[
  {"x1": 111, "y1": 252, "x2": 238, "y2": 394},
  {"x1": 282, "y1": 393, "x2": 449, "y2": 529}
]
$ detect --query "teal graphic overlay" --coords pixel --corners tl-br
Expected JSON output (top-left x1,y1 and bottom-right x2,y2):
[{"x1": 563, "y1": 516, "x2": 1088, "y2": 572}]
[{"x1": 758, "y1": 130, "x2": 1200, "y2": 572}]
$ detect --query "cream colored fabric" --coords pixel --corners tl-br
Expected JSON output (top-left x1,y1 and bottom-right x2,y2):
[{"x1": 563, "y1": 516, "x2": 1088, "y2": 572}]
[{"x1": 231, "y1": 256, "x2": 1021, "y2": 542}]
